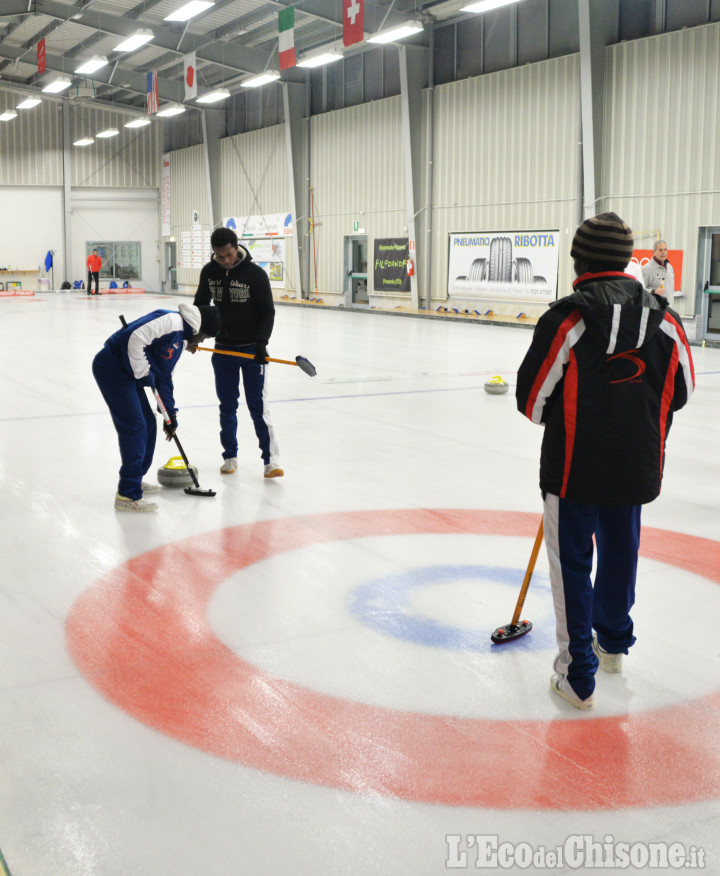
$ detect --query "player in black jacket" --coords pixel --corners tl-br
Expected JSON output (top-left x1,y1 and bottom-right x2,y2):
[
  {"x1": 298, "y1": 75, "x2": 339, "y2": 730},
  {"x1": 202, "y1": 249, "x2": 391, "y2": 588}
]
[
  {"x1": 516, "y1": 213, "x2": 694, "y2": 710},
  {"x1": 193, "y1": 226, "x2": 283, "y2": 478}
]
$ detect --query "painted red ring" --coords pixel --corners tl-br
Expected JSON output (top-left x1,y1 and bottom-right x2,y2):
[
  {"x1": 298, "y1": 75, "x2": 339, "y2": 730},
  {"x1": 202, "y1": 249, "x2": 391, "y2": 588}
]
[{"x1": 66, "y1": 509, "x2": 720, "y2": 809}]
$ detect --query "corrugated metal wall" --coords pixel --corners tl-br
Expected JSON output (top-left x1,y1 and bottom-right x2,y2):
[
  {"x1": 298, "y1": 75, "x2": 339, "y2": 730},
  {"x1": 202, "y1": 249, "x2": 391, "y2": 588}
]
[
  {"x1": 68, "y1": 104, "x2": 161, "y2": 189},
  {"x1": 602, "y1": 21, "x2": 720, "y2": 311},
  {"x1": 220, "y1": 124, "x2": 298, "y2": 292},
  {"x1": 0, "y1": 91, "x2": 62, "y2": 186},
  {"x1": 168, "y1": 143, "x2": 209, "y2": 289},
  {"x1": 430, "y1": 53, "x2": 580, "y2": 304},
  {"x1": 310, "y1": 97, "x2": 405, "y2": 296}
]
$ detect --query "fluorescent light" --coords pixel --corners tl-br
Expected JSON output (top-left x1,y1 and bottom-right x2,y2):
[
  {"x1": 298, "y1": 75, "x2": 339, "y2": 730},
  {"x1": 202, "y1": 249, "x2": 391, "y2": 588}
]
[
  {"x1": 156, "y1": 105, "x2": 186, "y2": 117},
  {"x1": 124, "y1": 118, "x2": 151, "y2": 128},
  {"x1": 461, "y1": 0, "x2": 522, "y2": 12},
  {"x1": 196, "y1": 88, "x2": 231, "y2": 103},
  {"x1": 75, "y1": 56, "x2": 108, "y2": 75},
  {"x1": 164, "y1": 1, "x2": 214, "y2": 22},
  {"x1": 297, "y1": 52, "x2": 343, "y2": 69},
  {"x1": 0, "y1": 111, "x2": 18, "y2": 121},
  {"x1": 42, "y1": 77, "x2": 72, "y2": 93},
  {"x1": 241, "y1": 72, "x2": 280, "y2": 88},
  {"x1": 74, "y1": 137, "x2": 94, "y2": 146},
  {"x1": 367, "y1": 22, "x2": 423, "y2": 44},
  {"x1": 96, "y1": 128, "x2": 119, "y2": 138},
  {"x1": 16, "y1": 98, "x2": 42, "y2": 109},
  {"x1": 114, "y1": 29, "x2": 154, "y2": 52}
]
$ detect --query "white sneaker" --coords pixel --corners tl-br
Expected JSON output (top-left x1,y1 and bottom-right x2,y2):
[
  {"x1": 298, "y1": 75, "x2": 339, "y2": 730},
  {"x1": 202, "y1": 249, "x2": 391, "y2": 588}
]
[
  {"x1": 593, "y1": 634, "x2": 623, "y2": 673},
  {"x1": 220, "y1": 457, "x2": 238, "y2": 474},
  {"x1": 264, "y1": 462, "x2": 284, "y2": 478},
  {"x1": 550, "y1": 674, "x2": 595, "y2": 710},
  {"x1": 141, "y1": 481, "x2": 161, "y2": 494},
  {"x1": 115, "y1": 493, "x2": 158, "y2": 512}
]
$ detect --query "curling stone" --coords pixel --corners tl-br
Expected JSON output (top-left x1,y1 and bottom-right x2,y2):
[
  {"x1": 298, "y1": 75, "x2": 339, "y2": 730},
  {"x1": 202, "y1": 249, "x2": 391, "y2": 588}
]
[
  {"x1": 484, "y1": 375, "x2": 509, "y2": 394},
  {"x1": 157, "y1": 456, "x2": 198, "y2": 488}
]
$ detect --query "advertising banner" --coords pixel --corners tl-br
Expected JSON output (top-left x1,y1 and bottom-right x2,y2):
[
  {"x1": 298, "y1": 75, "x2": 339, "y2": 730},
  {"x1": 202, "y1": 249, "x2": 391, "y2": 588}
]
[
  {"x1": 374, "y1": 238, "x2": 410, "y2": 292},
  {"x1": 224, "y1": 214, "x2": 294, "y2": 237},
  {"x1": 631, "y1": 250, "x2": 683, "y2": 292},
  {"x1": 448, "y1": 230, "x2": 559, "y2": 304}
]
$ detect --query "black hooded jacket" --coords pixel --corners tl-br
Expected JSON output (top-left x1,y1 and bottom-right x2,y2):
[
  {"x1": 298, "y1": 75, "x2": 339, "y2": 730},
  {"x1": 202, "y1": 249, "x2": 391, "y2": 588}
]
[
  {"x1": 193, "y1": 245, "x2": 274, "y2": 347},
  {"x1": 516, "y1": 272, "x2": 695, "y2": 506}
]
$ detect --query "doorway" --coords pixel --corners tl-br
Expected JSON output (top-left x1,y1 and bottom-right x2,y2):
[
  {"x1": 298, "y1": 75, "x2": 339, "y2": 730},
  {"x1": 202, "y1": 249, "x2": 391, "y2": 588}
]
[
  {"x1": 344, "y1": 235, "x2": 368, "y2": 304},
  {"x1": 164, "y1": 241, "x2": 178, "y2": 292},
  {"x1": 697, "y1": 227, "x2": 720, "y2": 341}
]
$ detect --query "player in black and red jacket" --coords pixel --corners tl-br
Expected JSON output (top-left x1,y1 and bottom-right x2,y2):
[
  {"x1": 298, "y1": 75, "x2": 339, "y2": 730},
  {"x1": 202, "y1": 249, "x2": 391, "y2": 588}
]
[{"x1": 516, "y1": 213, "x2": 694, "y2": 710}]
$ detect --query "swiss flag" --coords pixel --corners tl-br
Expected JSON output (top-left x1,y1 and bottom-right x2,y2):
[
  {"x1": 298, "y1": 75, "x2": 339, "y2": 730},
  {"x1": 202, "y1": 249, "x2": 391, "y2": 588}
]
[{"x1": 343, "y1": 0, "x2": 364, "y2": 47}]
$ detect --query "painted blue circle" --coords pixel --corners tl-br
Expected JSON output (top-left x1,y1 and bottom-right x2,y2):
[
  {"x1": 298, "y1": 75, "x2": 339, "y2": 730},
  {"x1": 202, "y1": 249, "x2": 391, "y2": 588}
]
[{"x1": 348, "y1": 564, "x2": 555, "y2": 651}]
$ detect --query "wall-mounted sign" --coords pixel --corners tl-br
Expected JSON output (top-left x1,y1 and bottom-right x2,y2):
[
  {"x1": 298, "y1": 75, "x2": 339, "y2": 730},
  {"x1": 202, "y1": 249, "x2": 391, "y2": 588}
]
[
  {"x1": 223, "y1": 213, "x2": 294, "y2": 238},
  {"x1": 448, "y1": 230, "x2": 559, "y2": 304},
  {"x1": 374, "y1": 238, "x2": 410, "y2": 292}
]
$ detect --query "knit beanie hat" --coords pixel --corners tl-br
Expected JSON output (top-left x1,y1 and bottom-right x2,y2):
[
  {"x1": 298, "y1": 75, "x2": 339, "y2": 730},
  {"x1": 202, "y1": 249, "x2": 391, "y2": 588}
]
[
  {"x1": 570, "y1": 212, "x2": 634, "y2": 270},
  {"x1": 178, "y1": 303, "x2": 220, "y2": 337}
]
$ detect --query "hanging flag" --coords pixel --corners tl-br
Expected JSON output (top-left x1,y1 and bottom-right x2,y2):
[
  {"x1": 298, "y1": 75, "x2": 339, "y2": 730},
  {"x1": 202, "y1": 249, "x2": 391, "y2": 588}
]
[
  {"x1": 37, "y1": 39, "x2": 46, "y2": 75},
  {"x1": 146, "y1": 69, "x2": 159, "y2": 114},
  {"x1": 184, "y1": 52, "x2": 197, "y2": 101},
  {"x1": 278, "y1": 6, "x2": 296, "y2": 70},
  {"x1": 44, "y1": 251, "x2": 53, "y2": 272},
  {"x1": 343, "y1": 0, "x2": 364, "y2": 47}
]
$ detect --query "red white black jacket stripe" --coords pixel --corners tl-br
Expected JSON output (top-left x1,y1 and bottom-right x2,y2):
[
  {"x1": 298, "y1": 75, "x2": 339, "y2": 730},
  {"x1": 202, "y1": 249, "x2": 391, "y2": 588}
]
[{"x1": 516, "y1": 272, "x2": 695, "y2": 506}]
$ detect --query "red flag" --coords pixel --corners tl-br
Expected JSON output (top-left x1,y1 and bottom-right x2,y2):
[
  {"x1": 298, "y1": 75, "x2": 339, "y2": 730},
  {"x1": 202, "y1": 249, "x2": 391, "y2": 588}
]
[
  {"x1": 343, "y1": 0, "x2": 364, "y2": 47},
  {"x1": 37, "y1": 39, "x2": 46, "y2": 75}
]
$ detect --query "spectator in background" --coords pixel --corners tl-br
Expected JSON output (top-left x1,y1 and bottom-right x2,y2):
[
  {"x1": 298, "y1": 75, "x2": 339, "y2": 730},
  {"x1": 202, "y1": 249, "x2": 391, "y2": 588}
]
[
  {"x1": 642, "y1": 239, "x2": 674, "y2": 297},
  {"x1": 86, "y1": 248, "x2": 102, "y2": 296}
]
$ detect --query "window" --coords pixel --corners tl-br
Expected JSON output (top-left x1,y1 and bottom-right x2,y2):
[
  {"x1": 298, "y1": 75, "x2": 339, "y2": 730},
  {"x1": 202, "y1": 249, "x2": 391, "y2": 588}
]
[{"x1": 87, "y1": 242, "x2": 141, "y2": 281}]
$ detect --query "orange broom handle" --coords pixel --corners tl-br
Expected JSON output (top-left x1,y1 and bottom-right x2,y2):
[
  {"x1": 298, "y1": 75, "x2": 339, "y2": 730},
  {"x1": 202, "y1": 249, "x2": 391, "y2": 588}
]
[
  {"x1": 195, "y1": 345, "x2": 299, "y2": 367},
  {"x1": 510, "y1": 517, "x2": 544, "y2": 627}
]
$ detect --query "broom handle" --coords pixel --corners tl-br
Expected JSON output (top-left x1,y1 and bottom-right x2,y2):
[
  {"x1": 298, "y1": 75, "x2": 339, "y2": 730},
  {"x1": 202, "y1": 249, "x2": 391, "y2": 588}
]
[
  {"x1": 195, "y1": 345, "x2": 299, "y2": 367},
  {"x1": 510, "y1": 518, "x2": 544, "y2": 626}
]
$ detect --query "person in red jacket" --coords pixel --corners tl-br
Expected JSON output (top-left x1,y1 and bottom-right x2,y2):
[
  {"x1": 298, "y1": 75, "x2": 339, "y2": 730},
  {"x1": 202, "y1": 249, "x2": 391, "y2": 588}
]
[
  {"x1": 86, "y1": 248, "x2": 102, "y2": 295},
  {"x1": 516, "y1": 212, "x2": 694, "y2": 710}
]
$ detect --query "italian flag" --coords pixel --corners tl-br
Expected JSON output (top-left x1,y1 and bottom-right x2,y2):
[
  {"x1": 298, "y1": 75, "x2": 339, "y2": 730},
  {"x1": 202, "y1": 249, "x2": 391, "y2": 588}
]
[{"x1": 278, "y1": 6, "x2": 296, "y2": 70}]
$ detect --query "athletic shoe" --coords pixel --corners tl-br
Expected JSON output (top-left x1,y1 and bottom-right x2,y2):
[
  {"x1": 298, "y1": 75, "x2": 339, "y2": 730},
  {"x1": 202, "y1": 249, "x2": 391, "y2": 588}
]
[
  {"x1": 114, "y1": 493, "x2": 158, "y2": 512},
  {"x1": 592, "y1": 634, "x2": 623, "y2": 673},
  {"x1": 220, "y1": 457, "x2": 238, "y2": 474},
  {"x1": 264, "y1": 462, "x2": 284, "y2": 478},
  {"x1": 141, "y1": 481, "x2": 161, "y2": 494},
  {"x1": 550, "y1": 674, "x2": 595, "y2": 710}
]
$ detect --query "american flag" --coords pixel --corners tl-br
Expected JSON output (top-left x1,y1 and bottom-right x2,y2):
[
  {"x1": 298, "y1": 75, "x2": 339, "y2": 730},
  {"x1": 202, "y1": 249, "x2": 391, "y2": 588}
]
[{"x1": 146, "y1": 69, "x2": 159, "y2": 114}]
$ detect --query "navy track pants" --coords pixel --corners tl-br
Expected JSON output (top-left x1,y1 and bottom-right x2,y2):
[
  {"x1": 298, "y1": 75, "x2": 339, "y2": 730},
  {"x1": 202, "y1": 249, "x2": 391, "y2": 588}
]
[
  {"x1": 543, "y1": 492, "x2": 641, "y2": 700},
  {"x1": 212, "y1": 344, "x2": 278, "y2": 465},
  {"x1": 92, "y1": 346, "x2": 157, "y2": 500}
]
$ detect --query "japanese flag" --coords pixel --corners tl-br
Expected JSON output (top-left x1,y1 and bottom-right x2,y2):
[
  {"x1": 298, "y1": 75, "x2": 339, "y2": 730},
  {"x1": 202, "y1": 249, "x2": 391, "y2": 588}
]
[{"x1": 184, "y1": 52, "x2": 197, "y2": 101}]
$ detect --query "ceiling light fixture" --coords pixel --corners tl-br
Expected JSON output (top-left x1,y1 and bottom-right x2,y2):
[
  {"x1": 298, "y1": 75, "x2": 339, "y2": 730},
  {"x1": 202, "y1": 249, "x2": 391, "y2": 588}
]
[
  {"x1": 75, "y1": 55, "x2": 108, "y2": 75},
  {"x1": 297, "y1": 52, "x2": 343, "y2": 69},
  {"x1": 124, "y1": 118, "x2": 152, "y2": 128},
  {"x1": 367, "y1": 22, "x2": 424, "y2": 44},
  {"x1": 16, "y1": 98, "x2": 42, "y2": 109},
  {"x1": 196, "y1": 88, "x2": 231, "y2": 103},
  {"x1": 164, "y1": 1, "x2": 214, "y2": 22},
  {"x1": 0, "y1": 111, "x2": 18, "y2": 121},
  {"x1": 460, "y1": 0, "x2": 523, "y2": 13},
  {"x1": 156, "y1": 105, "x2": 186, "y2": 117},
  {"x1": 73, "y1": 137, "x2": 94, "y2": 146},
  {"x1": 96, "y1": 128, "x2": 119, "y2": 138},
  {"x1": 241, "y1": 72, "x2": 280, "y2": 88},
  {"x1": 114, "y1": 29, "x2": 154, "y2": 52},
  {"x1": 42, "y1": 76, "x2": 73, "y2": 94}
]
